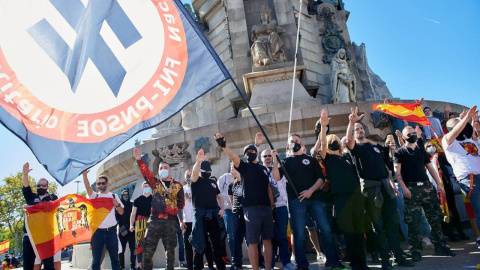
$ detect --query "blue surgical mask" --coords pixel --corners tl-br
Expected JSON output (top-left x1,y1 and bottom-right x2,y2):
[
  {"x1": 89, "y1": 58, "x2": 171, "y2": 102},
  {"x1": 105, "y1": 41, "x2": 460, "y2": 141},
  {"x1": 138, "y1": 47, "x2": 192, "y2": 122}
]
[
  {"x1": 143, "y1": 187, "x2": 152, "y2": 195},
  {"x1": 159, "y1": 169, "x2": 169, "y2": 179}
]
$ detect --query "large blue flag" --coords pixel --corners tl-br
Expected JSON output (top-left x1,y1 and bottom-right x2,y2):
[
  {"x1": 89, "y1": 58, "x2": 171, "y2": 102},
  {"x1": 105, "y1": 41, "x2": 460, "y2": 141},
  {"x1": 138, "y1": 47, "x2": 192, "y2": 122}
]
[{"x1": 0, "y1": 0, "x2": 231, "y2": 185}]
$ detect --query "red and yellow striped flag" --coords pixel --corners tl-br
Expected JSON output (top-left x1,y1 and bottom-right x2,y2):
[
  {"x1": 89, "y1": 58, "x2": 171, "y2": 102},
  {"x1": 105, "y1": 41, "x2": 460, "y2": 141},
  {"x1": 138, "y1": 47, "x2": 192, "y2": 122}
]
[
  {"x1": 25, "y1": 194, "x2": 114, "y2": 260},
  {"x1": 0, "y1": 239, "x2": 9, "y2": 254},
  {"x1": 373, "y1": 103, "x2": 431, "y2": 126}
]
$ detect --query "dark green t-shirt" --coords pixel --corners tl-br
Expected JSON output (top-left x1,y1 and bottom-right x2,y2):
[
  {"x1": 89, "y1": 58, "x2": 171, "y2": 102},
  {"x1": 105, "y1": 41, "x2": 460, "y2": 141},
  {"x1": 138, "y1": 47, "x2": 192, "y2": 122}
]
[{"x1": 283, "y1": 154, "x2": 326, "y2": 201}]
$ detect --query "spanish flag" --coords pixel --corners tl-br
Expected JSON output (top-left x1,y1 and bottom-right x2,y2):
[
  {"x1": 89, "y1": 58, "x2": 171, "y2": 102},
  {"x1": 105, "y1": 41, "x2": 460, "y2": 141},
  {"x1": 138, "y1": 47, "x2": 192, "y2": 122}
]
[
  {"x1": 0, "y1": 239, "x2": 9, "y2": 254},
  {"x1": 25, "y1": 194, "x2": 114, "y2": 260},
  {"x1": 373, "y1": 103, "x2": 430, "y2": 126}
]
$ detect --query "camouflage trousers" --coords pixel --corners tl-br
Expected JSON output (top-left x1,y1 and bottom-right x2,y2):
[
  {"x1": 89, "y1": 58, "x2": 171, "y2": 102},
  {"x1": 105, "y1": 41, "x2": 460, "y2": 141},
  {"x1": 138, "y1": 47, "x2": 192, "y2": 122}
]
[
  {"x1": 142, "y1": 216, "x2": 178, "y2": 270},
  {"x1": 404, "y1": 183, "x2": 446, "y2": 253}
]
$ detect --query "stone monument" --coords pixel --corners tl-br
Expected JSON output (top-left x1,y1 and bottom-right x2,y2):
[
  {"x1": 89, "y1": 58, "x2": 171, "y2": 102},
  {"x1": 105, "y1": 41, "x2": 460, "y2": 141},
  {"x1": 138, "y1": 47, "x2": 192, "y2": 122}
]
[{"x1": 331, "y1": 48, "x2": 356, "y2": 103}]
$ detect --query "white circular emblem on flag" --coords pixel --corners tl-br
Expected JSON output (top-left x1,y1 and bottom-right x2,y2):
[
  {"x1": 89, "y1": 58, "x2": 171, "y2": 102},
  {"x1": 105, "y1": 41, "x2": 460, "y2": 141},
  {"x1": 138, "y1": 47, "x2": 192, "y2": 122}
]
[
  {"x1": 302, "y1": 159, "x2": 310, "y2": 165},
  {"x1": 0, "y1": 0, "x2": 188, "y2": 143}
]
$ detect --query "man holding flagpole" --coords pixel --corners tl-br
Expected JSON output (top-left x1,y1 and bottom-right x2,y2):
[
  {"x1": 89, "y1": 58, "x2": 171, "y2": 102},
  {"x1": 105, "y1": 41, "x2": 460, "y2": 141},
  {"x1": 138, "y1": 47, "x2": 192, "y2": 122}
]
[{"x1": 82, "y1": 170, "x2": 124, "y2": 270}]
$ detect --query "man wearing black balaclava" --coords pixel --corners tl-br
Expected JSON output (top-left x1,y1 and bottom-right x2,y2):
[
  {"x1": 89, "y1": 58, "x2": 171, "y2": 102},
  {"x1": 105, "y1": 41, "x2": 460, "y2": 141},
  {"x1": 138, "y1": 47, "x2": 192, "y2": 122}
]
[
  {"x1": 117, "y1": 189, "x2": 136, "y2": 270},
  {"x1": 214, "y1": 133, "x2": 279, "y2": 270},
  {"x1": 22, "y1": 162, "x2": 58, "y2": 270},
  {"x1": 443, "y1": 105, "x2": 480, "y2": 250}
]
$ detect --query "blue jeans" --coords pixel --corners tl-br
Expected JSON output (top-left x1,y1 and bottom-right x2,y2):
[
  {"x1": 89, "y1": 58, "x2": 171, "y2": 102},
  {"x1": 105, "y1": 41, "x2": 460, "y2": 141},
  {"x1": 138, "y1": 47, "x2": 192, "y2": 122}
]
[
  {"x1": 459, "y1": 174, "x2": 480, "y2": 230},
  {"x1": 274, "y1": 206, "x2": 291, "y2": 267},
  {"x1": 91, "y1": 229, "x2": 120, "y2": 270},
  {"x1": 178, "y1": 224, "x2": 185, "y2": 262},
  {"x1": 289, "y1": 199, "x2": 340, "y2": 268},
  {"x1": 224, "y1": 209, "x2": 235, "y2": 259},
  {"x1": 395, "y1": 183, "x2": 409, "y2": 240}
]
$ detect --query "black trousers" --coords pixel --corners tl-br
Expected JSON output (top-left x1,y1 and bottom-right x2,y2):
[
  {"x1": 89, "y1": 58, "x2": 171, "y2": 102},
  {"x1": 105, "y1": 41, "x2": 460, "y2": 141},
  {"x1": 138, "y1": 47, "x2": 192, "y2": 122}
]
[
  {"x1": 185, "y1": 222, "x2": 214, "y2": 270},
  {"x1": 119, "y1": 231, "x2": 136, "y2": 268},
  {"x1": 334, "y1": 191, "x2": 367, "y2": 269},
  {"x1": 22, "y1": 235, "x2": 54, "y2": 270},
  {"x1": 193, "y1": 218, "x2": 225, "y2": 270}
]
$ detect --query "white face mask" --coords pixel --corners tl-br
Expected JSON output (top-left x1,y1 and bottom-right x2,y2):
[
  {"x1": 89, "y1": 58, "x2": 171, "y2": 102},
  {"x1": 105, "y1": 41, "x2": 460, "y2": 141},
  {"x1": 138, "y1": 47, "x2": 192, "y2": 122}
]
[
  {"x1": 143, "y1": 187, "x2": 152, "y2": 195},
  {"x1": 426, "y1": 146, "x2": 436, "y2": 155}
]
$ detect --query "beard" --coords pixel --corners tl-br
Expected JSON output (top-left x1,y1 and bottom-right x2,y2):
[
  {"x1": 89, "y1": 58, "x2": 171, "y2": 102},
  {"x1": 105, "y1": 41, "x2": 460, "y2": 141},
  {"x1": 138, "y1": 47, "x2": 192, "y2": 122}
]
[{"x1": 355, "y1": 134, "x2": 365, "y2": 140}]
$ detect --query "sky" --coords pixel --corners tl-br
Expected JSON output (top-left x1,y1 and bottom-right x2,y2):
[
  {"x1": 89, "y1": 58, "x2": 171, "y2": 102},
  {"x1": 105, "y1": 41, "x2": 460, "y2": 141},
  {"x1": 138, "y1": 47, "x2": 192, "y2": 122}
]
[{"x1": 0, "y1": 0, "x2": 478, "y2": 196}]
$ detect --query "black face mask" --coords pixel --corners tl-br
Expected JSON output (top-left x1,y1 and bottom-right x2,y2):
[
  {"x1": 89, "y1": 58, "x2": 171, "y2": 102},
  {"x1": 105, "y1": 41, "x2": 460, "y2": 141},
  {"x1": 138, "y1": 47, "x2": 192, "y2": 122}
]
[
  {"x1": 201, "y1": 172, "x2": 211, "y2": 179},
  {"x1": 456, "y1": 122, "x2": 474, "y2": 141},
  {"x1": 289, "y1": 142, "x2": 302, "y2": 153},
  {"x1": 245, "y1": 152, "x2": 257, "y2": 163},
  {"x1": 122, "y1": 195, "x2": 130, "y2": 201},
  {"x1": 37, "y1": 188, "x2": 47, "y2": 196},
  {"x1": 405, "y1": 135, "x2": 417, "y2": 143},
  {"x1": 328, "y1": 141, "x2": 340, "y2": 151}
]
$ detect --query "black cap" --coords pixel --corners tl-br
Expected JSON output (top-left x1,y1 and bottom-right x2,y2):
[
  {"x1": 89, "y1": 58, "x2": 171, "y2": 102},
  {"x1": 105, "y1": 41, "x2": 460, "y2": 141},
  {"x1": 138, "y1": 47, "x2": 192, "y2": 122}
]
[
  {"x1": 243, "y1": 144, "x2": 257, "y2": 154},
  {"x1": 200, "y1": 161, "x2": 212, "y2": 172}
]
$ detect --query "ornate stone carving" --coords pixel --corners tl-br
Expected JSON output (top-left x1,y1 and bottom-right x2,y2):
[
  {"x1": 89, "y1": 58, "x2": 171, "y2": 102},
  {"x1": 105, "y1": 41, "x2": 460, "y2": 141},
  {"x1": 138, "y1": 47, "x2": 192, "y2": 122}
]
[
  {"x1": 193, "y1": 137, "x2": 212, "y2": 154},
  {"x1": 150, "y1": 143, "x2": 191, "y2": 172},
  {"x1": 250, "y1": 5, "x2": 286, "y2": 68},
  {"x1": 370, "y1": 111, "x2": 389, "y2": 130},
  {"x1": 331, "y1": 49, "x2": 356, "y2": 103},
  {"x1": 318, "y1": 3, "x2": 349, "y2": 64},
  {"x1": 308, "y1": 0, "x2": 344, "y2": 14}
]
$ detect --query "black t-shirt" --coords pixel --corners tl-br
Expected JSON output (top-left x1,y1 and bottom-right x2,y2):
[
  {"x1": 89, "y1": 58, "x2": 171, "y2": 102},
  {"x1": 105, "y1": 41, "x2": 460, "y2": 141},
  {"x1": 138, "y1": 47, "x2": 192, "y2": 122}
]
[
  {"x1": 393, "y1": 146, "x2": 431, "y2": 183},
  {"x1": 282, "y1": 154, "x2": 325, "y2": 201},
  {"x1": 191, "y1": 176, "x2": 220, "y2": 209},
  {"x1": 235, "y1": 161, "x2": 271, "y2": 207},
  {"x1": 324, "y1": 153, "x2": 360, "y2": 194},
  {"x1": 117, "y1": 200, "x2": 133, "y2": 226},
  {"x1": 350, "y1": 142, "x2": 389, "y2": 180},
  {"x1": 133, "y1": 195, "x2": 152, "y2": 218},
  {"x1": 228, "y1": 181, "x2": 244, "y2": 213}
]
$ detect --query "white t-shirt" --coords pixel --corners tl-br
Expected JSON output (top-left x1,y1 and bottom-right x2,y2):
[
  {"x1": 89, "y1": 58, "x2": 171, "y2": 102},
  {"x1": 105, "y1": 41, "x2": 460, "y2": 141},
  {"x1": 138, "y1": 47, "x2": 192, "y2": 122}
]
[
  {"x1": 442, "y1": 137, "x2": 480, "y2": 179},
  {"x1": 218, "y1": 173, "x2": 234, "y2": 210},
  {"x1": 266, "y1": 167, "x2": 288, "y2": 208},
  {"x1": 183, "y1": 185, "x2": 193, "y2": 223},
  {"x1": 90, "y1": 192, "x2": 123, "y2": 229}
]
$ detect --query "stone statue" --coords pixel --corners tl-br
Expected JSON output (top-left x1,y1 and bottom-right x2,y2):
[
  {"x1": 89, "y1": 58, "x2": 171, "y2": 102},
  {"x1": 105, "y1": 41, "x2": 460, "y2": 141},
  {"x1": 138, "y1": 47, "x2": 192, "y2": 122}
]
[
  {"x1": 250, "y1": 6, "x2": 286, "y2": 67},
  {"x1": 331, "y1": 49, "x2": 356, "y2": 103}
]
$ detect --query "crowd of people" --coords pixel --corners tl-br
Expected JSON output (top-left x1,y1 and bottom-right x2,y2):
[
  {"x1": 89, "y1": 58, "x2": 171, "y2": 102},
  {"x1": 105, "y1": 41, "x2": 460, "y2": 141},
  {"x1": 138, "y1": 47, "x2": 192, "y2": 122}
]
[{"x1": 19, "y1": 102, "x2": 480, "y2": 270}]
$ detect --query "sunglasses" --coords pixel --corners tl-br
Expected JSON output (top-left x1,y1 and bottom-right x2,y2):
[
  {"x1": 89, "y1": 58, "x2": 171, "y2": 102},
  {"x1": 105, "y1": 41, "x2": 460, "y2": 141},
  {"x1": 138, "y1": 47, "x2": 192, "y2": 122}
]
[
  {"x1": 406, "y1": 132, "x2": 417, "y2": 137},
  {"x1": 96, "y1": 182, "x2": 107, "y2": 186},
  {"x1": 262, "y1": 155, "x2": 272, "y2": 158},
  {"x1": 37, "y1": 184, "x2": 48, "y2": 188}
]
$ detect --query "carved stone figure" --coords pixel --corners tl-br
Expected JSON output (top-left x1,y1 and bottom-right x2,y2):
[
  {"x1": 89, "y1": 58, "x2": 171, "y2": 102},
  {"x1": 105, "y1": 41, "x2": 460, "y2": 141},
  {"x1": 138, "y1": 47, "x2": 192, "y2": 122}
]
[
  {"x1": 318, "y1": 3, "x2": 349, "y2": 64},
  {"x1": 250, "y1": 6, "x2": 286, "y2": 67},
  {"x1": 331, "y1": 49, "x2": 356, "y2": 103}
]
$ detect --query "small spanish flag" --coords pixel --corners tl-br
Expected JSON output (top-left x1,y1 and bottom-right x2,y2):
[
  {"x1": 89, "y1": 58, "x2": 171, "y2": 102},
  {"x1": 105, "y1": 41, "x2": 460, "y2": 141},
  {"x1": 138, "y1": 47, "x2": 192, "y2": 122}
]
[
  {"x1": 0, "y1": 239, "x2": 9, "y2": 254},
  {"x1": 373, "y1": 103, "x2": 430, "y2": 126},
  {"x1": 25, "y1": 194, "x2": 114, "y2": 260}
]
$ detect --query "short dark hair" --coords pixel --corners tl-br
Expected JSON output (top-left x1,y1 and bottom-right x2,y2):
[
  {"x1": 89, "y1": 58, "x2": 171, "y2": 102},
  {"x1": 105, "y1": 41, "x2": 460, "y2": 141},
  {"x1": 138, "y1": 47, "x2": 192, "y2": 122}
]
[
  {"x1": 98, "y1": 175, "x2": 108, "y2": 182},
  {"x1": 159, "y1": 161, "x2": 171, "y2": 168},
  {"x1": 423, "y1": 106, "x2": 431, "y2": 111},
  {"x1": 121, "y1": 189, "x2": 129, "y2": 195},
  {"x1": 289, "y1": 133, "x2": 300, "y2": 138}
]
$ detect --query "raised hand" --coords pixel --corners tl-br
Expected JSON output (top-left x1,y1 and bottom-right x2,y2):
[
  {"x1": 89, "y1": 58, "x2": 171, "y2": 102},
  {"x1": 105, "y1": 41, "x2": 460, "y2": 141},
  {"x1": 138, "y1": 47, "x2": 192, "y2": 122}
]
[
  {"x1": 23, "y1": 162, "x2": 32, "y2": 174},
  {"x1": 320, "y1": 109, "x2": 330, "y2": 126},
  {"x1": 415, "y1": 125, "x2": 422, "y2": 138},
  {"x1": 254, "y1": 132, "x2": 264, "y2": 146},
  {"x1": 133, "y1": 148, "x2": 142, "y2": 161},
  {"x1": 395, "y1": 129, "x2": 402, "y2": 138},
  {"x1": 460, "y1": 109, "x2": 467, "y2": 119},
  {"x1": 444, "y1": 103, "x2": 451, "y2": 112},
  {"x1": 197, "y1": 149, "x2": 206, "y2": 162},
  {"x1": 466, "y1": 105, "x2": 479, "y2": 120},
  {"x1": 384, "y1": 98, "x2": 389, "y2": 104},
  {"x1": 415, "y1": 97, "x2": 424, "y2": 105},
  {"x1": 348, "y1": 107, "x2": 364, "y2": 123},
  {"x1": 270, "y1": 148, "x2": 278, "y2": 163},
  {"x1": 82, "y1": 169, "x2": 90, "y2": 176}
]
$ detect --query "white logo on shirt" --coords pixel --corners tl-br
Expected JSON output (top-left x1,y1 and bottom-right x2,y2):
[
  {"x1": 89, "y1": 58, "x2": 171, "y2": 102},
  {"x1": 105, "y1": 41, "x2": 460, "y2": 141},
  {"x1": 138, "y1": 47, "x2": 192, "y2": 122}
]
[
  {"x1": 211, "y1": 183, "x2": 217, "y2": 189},
  {"x1": 373, "y1": 147, "x2": 381, "y2": 153},
  {"x1": 302, "y1": 159, "x2": 310, "y2": 165}
]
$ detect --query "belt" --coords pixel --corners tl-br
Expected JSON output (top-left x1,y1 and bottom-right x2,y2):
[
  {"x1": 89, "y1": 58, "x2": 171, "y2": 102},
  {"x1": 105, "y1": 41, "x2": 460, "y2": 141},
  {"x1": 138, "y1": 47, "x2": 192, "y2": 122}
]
[
  {"x1": 405, "y1": 181, "x2": 429, "y2": 187},
  {"x1": 96, "y1": 225, "x2": 117, "y2": 232}
]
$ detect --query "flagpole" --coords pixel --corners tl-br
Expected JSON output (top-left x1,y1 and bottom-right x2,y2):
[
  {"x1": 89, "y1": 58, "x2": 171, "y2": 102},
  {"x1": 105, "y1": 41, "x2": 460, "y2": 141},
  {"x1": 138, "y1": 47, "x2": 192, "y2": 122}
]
[{"x1": 230, "y1": 79, "x2": 299, "y2": 197}]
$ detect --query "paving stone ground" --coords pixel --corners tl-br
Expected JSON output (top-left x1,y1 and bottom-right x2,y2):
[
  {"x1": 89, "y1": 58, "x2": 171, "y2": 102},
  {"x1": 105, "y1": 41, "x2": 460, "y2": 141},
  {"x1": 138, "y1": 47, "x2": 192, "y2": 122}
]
[{"x1": 15, "y1": 229, "x2": 480, "y2": 270}]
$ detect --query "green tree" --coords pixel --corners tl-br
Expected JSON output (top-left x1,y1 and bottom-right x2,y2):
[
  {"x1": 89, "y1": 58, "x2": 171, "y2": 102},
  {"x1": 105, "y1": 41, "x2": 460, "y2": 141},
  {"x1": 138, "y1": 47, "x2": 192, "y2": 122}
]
[{"x1": 0, "y1": 172, "x2": 58, "y2": 255}]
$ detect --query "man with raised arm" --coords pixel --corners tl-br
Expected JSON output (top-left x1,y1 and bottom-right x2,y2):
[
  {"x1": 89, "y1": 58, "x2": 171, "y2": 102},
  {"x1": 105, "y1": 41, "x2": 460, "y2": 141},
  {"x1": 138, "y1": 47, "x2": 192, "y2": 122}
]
[
  {"x1": 442, "y1": 105, "x2": 480, "y2": 249},
  {"x1": 214, "y1": 133, "x2": 277, "y2": 270},
  {"x1": 82, "y1": 170, "x2": 124, "y2": 270},
  {"x1": 394, "y1": 125, "x2": 455, "y2": 261},
  {"x1": 133, "y1": 148, "x2": 184, "y2": 270},
  {"x1": 346, "y1": 107, "x2": 413, "y2": 269}
]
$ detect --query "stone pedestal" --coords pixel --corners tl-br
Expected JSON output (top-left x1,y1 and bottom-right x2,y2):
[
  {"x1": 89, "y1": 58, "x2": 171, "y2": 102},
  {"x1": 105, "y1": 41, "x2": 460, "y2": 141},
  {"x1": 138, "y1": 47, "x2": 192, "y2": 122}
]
[{"x1": 241, "y1": 65, "x2": 320, "y2": 116}]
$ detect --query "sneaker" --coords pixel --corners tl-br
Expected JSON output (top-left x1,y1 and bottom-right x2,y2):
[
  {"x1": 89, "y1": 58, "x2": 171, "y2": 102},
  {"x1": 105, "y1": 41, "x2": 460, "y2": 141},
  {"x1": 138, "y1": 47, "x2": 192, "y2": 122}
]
[
  {"x1": 434, "y1": 246, "x2": 456, "y2": 257},
  {"x1": 411, "y1": 251, "x2": 422, "y2": 262},
  {"x1": 283, "y1": 263, "x2": 296, "y2": 270},
  {"x1": 222, "y1": 257, "x2": 230, "y2": 264},
  {"x1": 381, "y1": 259, "x2": 392, "y2": 270},
  {"x1": 422, "y1": 237, "x2": 433, "y2": 248},
  {"x1": 370, "y1": 253, "x2": 380, "y2": 264},
  {"x1": 394, "y1": 256, "x2": 414, "y2": 267},
  {"x1": 316, "y1": 253, "x2": 327, "y2": 263},
  {"x1": 290, "y1": 255, "x2": 295, "y2": 264},
  {"x1": 179, "y1": 261, "x2": 187, "y2": 267}
]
